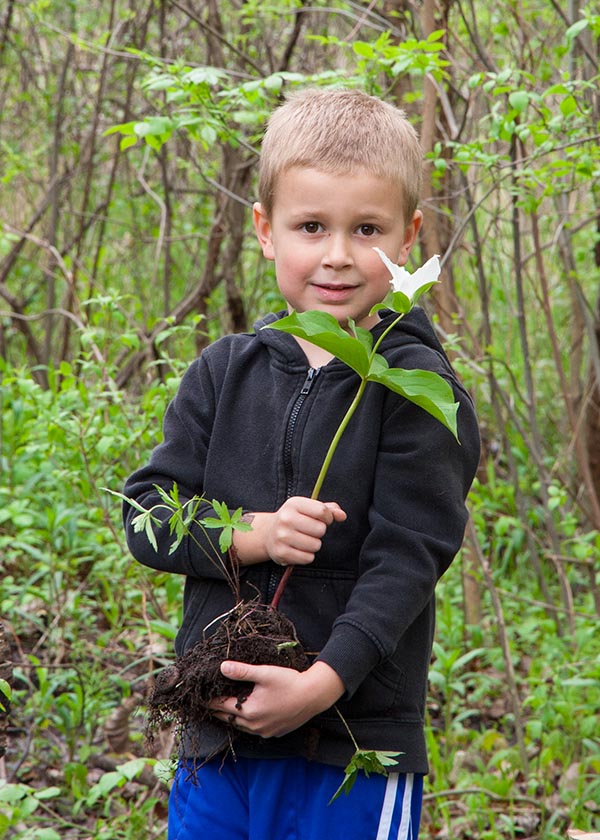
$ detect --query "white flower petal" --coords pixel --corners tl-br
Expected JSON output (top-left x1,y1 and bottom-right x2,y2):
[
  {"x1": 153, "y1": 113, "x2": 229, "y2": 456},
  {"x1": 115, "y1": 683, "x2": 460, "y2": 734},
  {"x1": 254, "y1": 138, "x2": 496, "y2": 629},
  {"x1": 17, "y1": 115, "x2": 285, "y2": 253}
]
[{"x1": 373, "y1": 248, "x2": 441, "y2": 303}]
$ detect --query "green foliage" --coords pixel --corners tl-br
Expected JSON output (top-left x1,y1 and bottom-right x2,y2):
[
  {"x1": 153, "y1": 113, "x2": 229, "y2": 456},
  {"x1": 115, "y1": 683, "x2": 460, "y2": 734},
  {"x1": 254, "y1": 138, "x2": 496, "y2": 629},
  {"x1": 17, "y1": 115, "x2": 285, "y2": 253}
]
[
  {"x1": 113, "y1": 482, "x2": 252, "y2": 576},
  {"x1": 0, "y1": 353, "x2": 182, "y2": 837},
  {"x1": 201, "y1": 499, "x2": 253, "y2": 554},
  {"x1": 1, "y1": 0, "x2": 600, "y2": 837},
  {"x1": 329, "y1": 750, "x2": 403, "y2": 804},
  {"x1": 2, "y1": 348, "x2": 599, "y2": 837},
  {"x1": 425, "y1": 557, "x2": 600, "y2": 837},
  {"x1": 311, "y1": 28, "x2": 451, "y2": 88},
  {"x1": 0, "y1": 678, "x2": 11, "y2": 713}
]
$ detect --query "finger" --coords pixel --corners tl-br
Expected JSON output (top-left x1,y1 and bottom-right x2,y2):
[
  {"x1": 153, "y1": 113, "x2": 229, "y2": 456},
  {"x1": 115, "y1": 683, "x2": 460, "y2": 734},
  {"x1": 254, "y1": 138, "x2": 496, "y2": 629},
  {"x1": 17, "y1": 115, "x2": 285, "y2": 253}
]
[
  {"x1": 273, "y1": 543, "x2": 320, "y2": 566},
  {"x1": 213, "y1": 710, "x2": 242, "y2": 729},
  {"x1": 278, "y1": 506, "x2": 328, "y2": 537},
  {"x1": 270, "y1": 527, "x2": 323, "y2": 564},
  {"x1": 323, "y1": 502, "x2": 347, "y2": 523},
  {"x1": 283, "y1": 497, "x2": 336, "y2": 524},
  {"x1": 284, "y1": 526, "x2": 323, "y2": 552},
  {"x1": 293, "y1": 499, "x2": 346, "y2": 528}
]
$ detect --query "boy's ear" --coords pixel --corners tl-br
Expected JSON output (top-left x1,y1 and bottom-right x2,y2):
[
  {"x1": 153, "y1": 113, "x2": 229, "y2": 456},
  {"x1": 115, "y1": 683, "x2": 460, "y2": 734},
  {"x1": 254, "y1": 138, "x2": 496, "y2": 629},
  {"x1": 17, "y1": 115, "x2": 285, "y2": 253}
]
[
  {"x1": 253, "y1": 202, "x2": 275, "y2": 260},
  {"x1": 397, "y1": 210, "x2": 423, "y2": 265}
]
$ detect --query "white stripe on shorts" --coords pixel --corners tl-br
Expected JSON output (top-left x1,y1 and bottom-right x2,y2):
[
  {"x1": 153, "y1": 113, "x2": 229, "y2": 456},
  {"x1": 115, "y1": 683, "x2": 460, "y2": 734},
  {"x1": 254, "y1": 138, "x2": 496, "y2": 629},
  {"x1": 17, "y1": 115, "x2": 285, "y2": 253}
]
[
  {"x1": 375, "y1": 773, "x2": 415, "y2": 840},
  {"x1": 397, "y1": 773, "x2": 414, "y2": 840}
]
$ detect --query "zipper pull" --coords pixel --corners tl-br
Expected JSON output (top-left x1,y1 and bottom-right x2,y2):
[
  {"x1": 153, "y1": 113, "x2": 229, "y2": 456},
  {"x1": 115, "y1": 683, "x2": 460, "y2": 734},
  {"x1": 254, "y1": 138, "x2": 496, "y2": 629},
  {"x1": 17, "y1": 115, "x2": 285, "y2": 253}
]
[{"x1": 300, "y1": 367, "x2": 319, "y2": 395}]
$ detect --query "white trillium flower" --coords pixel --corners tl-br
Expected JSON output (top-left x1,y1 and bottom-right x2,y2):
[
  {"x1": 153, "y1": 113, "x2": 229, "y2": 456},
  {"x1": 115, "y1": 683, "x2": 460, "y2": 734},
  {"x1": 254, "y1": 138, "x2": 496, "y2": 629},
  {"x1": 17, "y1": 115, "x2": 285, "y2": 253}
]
[{"x1": 373, "y1": 248, "x2": 441, "y2": 305}]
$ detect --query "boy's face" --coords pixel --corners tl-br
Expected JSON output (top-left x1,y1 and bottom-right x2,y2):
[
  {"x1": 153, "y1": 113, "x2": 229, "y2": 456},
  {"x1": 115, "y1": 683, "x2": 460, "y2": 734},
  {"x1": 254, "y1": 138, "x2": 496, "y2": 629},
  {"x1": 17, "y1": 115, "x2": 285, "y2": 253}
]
[{"x1": 253, "y1": 166, "x2": 422, "y2": 330}]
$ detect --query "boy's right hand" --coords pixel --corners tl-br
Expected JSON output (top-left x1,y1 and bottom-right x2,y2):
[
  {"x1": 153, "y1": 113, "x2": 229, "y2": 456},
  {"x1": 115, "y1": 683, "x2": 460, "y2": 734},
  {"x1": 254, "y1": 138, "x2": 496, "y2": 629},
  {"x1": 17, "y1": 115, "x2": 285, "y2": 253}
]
[{"x1": 232, "y1": 496, "x2": 346, "y2": 567}]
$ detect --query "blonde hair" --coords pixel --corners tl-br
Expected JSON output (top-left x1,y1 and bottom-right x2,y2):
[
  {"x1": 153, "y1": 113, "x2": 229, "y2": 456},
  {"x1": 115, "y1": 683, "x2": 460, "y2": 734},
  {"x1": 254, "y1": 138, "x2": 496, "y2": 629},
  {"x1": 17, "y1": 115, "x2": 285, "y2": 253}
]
[{"x1": 257, "y1": 88, "x2": 423, "y2": 221}]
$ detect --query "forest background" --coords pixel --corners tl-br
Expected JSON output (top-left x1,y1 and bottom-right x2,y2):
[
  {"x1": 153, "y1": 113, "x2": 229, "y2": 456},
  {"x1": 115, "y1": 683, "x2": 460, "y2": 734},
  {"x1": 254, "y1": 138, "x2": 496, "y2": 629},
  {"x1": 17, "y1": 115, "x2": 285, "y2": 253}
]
[{"x1": 0, "y1": 1, "x2": 599, "y2": 838}]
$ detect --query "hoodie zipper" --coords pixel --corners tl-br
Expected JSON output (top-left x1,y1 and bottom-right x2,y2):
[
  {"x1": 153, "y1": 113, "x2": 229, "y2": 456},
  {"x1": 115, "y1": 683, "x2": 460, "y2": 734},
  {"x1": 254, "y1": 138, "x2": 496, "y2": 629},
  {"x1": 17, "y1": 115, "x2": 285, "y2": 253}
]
[
  {"x1": 283, "y1": 367, "x2": 319, "y2": 498},
  {"x1": 267, "y1": 366, "x2": 320, "y2": 602}
]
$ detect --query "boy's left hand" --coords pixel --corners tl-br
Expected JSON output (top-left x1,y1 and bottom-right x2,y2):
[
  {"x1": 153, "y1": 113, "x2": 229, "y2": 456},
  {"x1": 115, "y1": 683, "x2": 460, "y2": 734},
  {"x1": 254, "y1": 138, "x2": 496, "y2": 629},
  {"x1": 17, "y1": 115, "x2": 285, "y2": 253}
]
[{"x1": 209, "y1": 659, "x2": 345, "y2": 738}]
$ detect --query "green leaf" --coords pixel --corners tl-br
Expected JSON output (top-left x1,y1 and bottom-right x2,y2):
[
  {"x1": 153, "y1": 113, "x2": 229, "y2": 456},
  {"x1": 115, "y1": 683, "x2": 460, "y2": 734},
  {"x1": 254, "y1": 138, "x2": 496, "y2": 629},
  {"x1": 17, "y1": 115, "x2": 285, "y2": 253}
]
[
  {"x1": 373, "y1": 289, "x2": 413, "y2": 315},
  {"x1": 143, "y1": 72, "x2": 176, "y2": 91},
  {"x1": 120, "y1": 135, "x2": 138, "y2": 151},
  {"x1": 509, "y1": 90, "x2": 529, "y2": 113},
  {"x1": 565, "y1": 19, "x2": 588, "y2": 42},
  {"x1": 329, "y1": 750, "x2": 402, "y2": 803},
  {"x1": 119, "y1": 758, "x2": 149, "y2": 781},
  {"x1": 427, "y1": 29, "x2": 446, "y2": 43},
  {"x1": 104, "y1": 488, "x2": 148, "y2": 513},
  {"x1": 367, "y1": 353, "x2": 389, "y2": 377},
  {"x1": 201, "y1": 503, "x2": 252, "y2": 553},
  {"x1": 144, "y1": 515, "x2": 158, "y2": 552},
  {"x1": 34, "y1": 786, "x2": 62, "y2": 801},
  {"x1": 219, "y1": 525, "x2": 233, "y2": 553},
  {"x1": 29, "y1": 830, "x2": 61, "y2": 840},
  {"x1": 201, "y1": 517, "x2": 227, "y2": 529},
  {"x1": 0, "y1": 783, "x2": 31, "y2": 804},
  {"x1": 353, "y1": 41, "x2": 375, "y2": 59},
  {"x1": 263, "y1": 311, "x2": 371, "y2": 377},
  {"x1": 103, "y1": 120, "x2": 137, "y2": 137},
  {"x1": 183, "y1": 65, "x2": 227, "y2": 86},
  {"x1": 133, "y1": 117, "x2": 172, "y2": 138},
  {"x1": 348, "y1": 319, "x2": 375, "y2": 357},
  {"x1": 154, "y1": 483, "x2": 177, "y2": 508},
  {"x1": 86, "y1": 771, "x2": 123, "y2": 805},
  {"x1": 211, "y1": 499, "x2": 229, "y2": 520},
  {"x1": 368, "y1": 368, "x2": 459, "y2": 440},
  {"x1": 560, "y1": 95, "x2": 577, "y2": 116},
  {"x1": 0, "y1": 678, "x2": 11, "y2": 712},
  {"x1": 149, "y1": 619, "x2": 177, "y2": 641}
]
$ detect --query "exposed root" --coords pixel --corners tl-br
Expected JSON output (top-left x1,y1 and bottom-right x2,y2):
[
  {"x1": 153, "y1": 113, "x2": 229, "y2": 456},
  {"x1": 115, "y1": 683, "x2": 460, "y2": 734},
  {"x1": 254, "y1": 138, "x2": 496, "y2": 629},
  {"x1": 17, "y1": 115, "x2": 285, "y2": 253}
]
[{"x1": 145, "y1": 600, "x2": 309, "y2": 749}]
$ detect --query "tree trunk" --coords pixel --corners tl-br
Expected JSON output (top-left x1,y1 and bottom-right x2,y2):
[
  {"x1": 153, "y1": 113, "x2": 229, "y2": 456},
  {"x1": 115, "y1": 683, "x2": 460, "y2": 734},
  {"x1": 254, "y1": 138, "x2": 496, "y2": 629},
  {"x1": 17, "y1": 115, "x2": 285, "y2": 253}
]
[
  {"x1": 418, "y1": 0, "x2": 456, "y2": 335},
  {"x1": 0, "y1": 622, "x2": 11, "y2": 772},
  {"x1": 583, "y1": 213, "x2": 600, "y2": 513}
]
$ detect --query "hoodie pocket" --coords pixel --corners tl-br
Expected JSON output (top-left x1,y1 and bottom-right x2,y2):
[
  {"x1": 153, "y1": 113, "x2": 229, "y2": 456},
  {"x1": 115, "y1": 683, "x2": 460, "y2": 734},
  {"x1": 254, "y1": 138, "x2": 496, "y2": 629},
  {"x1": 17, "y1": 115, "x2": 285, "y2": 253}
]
[
  {"x1": 278, "y1": 567, "x2": 356, "y2": 655},
  {"x1": 338, "y1": 656, "x2": 407, "y2": 719}
]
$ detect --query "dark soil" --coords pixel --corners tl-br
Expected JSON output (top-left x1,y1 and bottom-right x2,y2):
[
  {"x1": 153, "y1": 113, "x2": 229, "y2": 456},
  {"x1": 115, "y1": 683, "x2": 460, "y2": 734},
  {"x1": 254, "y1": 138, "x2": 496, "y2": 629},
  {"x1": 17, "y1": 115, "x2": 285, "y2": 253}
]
[{"x1": 145, "y1": 600, "x2": 309, "y2": 745}]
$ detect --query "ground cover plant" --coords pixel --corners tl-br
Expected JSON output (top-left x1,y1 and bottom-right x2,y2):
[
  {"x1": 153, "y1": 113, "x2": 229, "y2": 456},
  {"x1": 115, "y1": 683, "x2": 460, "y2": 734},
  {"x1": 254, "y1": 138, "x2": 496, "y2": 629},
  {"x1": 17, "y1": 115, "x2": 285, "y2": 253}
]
[
  {"x1": 1, "y1": 0, "x2": 599, "y2": 837},
  {"x1": 1, "y1": 328, "x2": 599, "y2": 839}
]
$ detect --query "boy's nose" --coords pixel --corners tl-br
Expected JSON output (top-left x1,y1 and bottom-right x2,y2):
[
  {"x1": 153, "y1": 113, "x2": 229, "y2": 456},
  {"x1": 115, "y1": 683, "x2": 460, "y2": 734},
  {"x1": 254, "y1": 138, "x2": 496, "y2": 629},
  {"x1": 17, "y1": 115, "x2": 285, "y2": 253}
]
[{"x1": 322, "y1": 233, "x2": 353, "y2": 269}]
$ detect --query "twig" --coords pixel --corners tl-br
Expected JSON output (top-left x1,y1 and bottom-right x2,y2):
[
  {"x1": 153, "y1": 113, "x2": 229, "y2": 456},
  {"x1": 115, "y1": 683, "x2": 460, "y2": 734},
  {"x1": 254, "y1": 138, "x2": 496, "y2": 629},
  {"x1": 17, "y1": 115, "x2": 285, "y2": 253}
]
[
  {"x1": 0, "y1": 308, "x2": 112, "y2": 378},
  {"x1": 166, "y1": 0, "x2": 263, "y2": 74}
]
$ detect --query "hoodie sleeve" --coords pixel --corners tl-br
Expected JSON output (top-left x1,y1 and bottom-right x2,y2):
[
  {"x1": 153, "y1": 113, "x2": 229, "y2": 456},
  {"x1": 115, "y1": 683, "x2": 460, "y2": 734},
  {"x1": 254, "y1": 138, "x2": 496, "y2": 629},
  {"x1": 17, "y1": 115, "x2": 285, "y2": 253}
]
[{"x1": 122, "y1": 353, "x2": 234, "y2": 580}]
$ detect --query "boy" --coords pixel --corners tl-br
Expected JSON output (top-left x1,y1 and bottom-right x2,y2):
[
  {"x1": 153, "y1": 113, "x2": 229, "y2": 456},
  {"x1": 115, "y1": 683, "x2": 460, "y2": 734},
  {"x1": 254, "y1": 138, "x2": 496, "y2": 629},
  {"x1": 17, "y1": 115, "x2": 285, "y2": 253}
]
[{"x1": 123, "y1": 88, "x2": 480, "y2": 839}]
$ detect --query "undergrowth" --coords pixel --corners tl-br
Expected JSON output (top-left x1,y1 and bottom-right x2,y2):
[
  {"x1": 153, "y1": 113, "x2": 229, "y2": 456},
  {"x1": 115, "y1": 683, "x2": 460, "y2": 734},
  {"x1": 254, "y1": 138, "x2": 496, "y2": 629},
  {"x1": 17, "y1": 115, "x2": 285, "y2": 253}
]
[{"x1": 1, "y1": 357, "x2": 599, "y2": 839}]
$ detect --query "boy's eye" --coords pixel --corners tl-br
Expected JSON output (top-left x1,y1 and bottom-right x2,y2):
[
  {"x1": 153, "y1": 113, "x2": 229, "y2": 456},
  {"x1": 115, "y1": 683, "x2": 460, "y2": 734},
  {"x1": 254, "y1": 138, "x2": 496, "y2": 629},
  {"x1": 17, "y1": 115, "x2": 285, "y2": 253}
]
[
  {"x1": 302, "y1": 222, "x2": 321, "y2": 234},
  {"x1": 357, "y1": 224, "x2": 377, "y2": 236}
]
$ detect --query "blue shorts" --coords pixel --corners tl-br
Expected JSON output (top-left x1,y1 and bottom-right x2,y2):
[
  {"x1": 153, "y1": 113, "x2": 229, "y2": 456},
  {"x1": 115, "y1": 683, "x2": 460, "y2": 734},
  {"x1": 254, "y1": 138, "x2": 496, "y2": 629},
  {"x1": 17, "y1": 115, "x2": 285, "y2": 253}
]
[{"x1": 168, "y1": 754, "x2": 423, "y2": 840}]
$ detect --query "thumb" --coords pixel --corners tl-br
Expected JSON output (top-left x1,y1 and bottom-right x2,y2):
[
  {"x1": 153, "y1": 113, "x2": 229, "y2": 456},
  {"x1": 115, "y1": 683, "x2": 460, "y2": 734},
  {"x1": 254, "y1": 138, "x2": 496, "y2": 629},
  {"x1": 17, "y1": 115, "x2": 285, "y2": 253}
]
[
  {"x1": 324, "y1": 502, "x2": 347, "y2": 522},
  {"x1": 221, "y1": 660, "x2": 258, "y2": 681}
]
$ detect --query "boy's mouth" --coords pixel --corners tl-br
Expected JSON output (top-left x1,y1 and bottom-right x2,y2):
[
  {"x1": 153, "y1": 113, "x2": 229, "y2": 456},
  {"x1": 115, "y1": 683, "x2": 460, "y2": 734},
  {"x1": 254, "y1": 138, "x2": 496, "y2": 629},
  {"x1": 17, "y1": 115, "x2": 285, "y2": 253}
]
[{"x1": 312, "y1": 282, "x2": 357, "y2": 300}]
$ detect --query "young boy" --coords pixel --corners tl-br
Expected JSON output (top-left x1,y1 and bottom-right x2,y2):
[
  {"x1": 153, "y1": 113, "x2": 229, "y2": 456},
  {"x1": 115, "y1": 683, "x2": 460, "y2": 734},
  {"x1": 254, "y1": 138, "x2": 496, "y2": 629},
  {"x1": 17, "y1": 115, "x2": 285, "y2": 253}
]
[{"x1": 123, "y1": 88, "x2": 480, "y2": 839}]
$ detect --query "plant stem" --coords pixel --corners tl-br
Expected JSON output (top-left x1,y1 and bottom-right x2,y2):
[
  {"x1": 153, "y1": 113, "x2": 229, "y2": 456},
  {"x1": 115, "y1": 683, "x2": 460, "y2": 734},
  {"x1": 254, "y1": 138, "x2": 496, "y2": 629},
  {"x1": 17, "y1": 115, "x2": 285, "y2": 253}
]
[
  {"x1": 370, "y1": 312, "x2": 404, "y2": 357},
  {"x1": 310, "y1": 377, "x2": 368, "y2": 500},
  {"x1": 270, "y1": 313, "x2": 406, "y2": 610},
  {"x1": 270, "y1": 377, "x2": 366, "y2": 610},
  {"x1": 334, "y1": 703, "x2": 360, "y2": 751}
]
